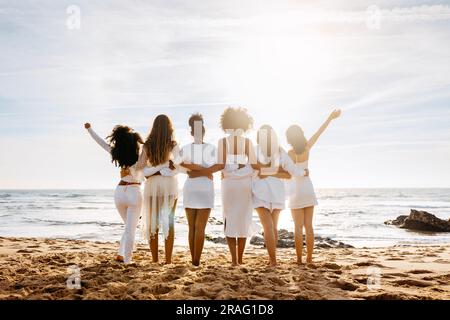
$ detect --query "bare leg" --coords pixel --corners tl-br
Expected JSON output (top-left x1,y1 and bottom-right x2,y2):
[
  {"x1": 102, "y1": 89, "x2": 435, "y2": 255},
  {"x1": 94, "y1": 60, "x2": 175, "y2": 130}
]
[
  {"x1": 192, "y1": 209, "x2": 210, "y2": 266},
  {"x1": 271, "y1": 209, "x2": 281, "y2": 246},
  {"x1": 291, "y1": 209, "x2": 305, "y2": 265},
  {"x1": 304, "y1": 206, "x2": 315, "y2": 264},
  {"x1": 164, "y1": 199, "x2": 177, "y2": 264},
  {"x1": 150, "y1": 230, "x2": 159, "y2": 263},
  {"x1": 256, "y1": 208, "x2": 277, "y2": 266},
  {"x1": 237, "y1": 237, "x2": 247, "y2": 265},
  {"x1": 226, "y1": 237, "x2": 238, "y2": 266},
  {"x1": 185, "y1": 208, "x2": 196, "y2": 263},
  {"x1": 148, "y1": 196, "x2": 160, "y2": 262}
]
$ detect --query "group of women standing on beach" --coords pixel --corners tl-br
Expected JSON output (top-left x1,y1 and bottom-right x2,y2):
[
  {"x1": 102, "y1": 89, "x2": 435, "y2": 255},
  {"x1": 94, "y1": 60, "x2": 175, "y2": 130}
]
[{"x1": 84, "y1": 107, "x2": 341, "y2": 267}]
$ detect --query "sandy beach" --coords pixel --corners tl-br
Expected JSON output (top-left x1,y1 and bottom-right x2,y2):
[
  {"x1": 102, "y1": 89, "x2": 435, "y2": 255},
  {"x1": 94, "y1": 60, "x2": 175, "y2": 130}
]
[{"x1": 0, "y1": 237, "x2": 448, "y2": 300}]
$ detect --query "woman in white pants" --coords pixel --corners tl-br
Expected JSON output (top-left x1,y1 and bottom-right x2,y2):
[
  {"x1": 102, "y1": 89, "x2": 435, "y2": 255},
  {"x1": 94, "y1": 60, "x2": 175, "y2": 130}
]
[{"x1": 84, "y1": 123, "x2": 151, "y2": 264}]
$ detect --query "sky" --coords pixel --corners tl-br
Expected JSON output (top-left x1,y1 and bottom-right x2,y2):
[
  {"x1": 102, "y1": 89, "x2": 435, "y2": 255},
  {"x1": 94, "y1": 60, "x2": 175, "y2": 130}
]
[{"x1": 0, "y1": 0, "x2": 449, "y2": 189}]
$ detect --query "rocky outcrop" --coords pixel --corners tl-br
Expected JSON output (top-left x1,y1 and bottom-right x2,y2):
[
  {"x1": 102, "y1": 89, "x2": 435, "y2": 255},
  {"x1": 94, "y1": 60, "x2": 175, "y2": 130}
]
[
  {"x1": 206, "y1": 229, "x2": 353, "y2": 249},
  {"x1": 385, "y1": 209, "x2": 450, "y2": 232}
]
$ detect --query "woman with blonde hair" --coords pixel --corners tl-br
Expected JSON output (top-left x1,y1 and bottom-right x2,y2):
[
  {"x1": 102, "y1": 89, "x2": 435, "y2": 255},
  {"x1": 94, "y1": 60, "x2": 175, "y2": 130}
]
[
  {"x1": 253, "y1": 124, "x2": 309, "y2": 266},
  {"x1": 286, "y1": 109, "x2": 341, "y2": 264}
]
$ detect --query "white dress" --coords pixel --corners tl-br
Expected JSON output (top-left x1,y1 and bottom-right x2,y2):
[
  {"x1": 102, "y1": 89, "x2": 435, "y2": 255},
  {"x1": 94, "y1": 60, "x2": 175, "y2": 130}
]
[
  {"x1": 287, "y1": 160, "x2": 318, "y2": 209},
  {"x1": 221, "y1": 139, "x2": 257, "y2": 238},
  {"x1": 252, "y1": 148, "x2": 307, "y2": 212},
  {"x1": 136, "y1": 146, "x2": 181, "y2": 240},
  {"x1": 180, "y1": 143, "x2": 216, "y2": 209}
]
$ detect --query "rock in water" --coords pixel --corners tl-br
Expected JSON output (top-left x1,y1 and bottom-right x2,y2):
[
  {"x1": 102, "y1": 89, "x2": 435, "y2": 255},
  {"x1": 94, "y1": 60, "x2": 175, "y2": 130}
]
[{"x1": 385, "y1": 209, "x2": 450, "y2": 232}]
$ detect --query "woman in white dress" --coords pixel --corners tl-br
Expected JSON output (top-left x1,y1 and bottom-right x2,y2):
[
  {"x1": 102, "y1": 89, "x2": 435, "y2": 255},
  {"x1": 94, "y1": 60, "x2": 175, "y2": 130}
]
[
  {"x1": 253, "y1": 125, "x2": 309, "y2": 266},
  {"x1": 180, "y1": 113, "x2": 216, "y2": 266},
  {"x1": 84, "y1": 123, "x2": 145, "y2": 264},
  {"x1": 286, "y1": 109, "x2": 341, "y2": 264},
  {"x1": 188, "y1": 107, "x2": 259, "y2": 266},
  {"x1": 136, "y1": 114, "x2": 181, "y2": 264}
]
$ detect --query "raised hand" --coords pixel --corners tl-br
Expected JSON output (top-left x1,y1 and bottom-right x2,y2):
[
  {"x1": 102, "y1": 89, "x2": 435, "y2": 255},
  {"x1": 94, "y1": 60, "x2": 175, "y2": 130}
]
[
  {"x1": 329, "y1": 109, "x2": 341, "y2": 120},
  {"x1": 84, "y1": 123, "x2": 91, "y2": 129}
]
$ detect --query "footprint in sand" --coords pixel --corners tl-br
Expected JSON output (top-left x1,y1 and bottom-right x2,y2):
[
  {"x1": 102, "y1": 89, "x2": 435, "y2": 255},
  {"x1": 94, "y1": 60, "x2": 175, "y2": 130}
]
[
  {"x1": 408, "y1": 270, "x2": 433, "y2": 274},
  {"x1": 332, "y1": 279, "x2": 360, "y2": 291},
  {"x1": 386, "y1": 257, "x2": 404, "y2": 261},
  {"x1": 354, "y1": 261, "x2": 383, "y2": 267},
  {"x1": 392, "y1": 279, "x2": 433, "y2": 288},
  {"x1": 432, "y1": 258, "x2": 450, "y2": 264}
]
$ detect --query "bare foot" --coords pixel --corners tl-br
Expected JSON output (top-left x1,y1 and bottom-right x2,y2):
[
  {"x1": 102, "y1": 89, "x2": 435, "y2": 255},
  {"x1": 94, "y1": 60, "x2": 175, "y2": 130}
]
[
  {"x1": 164, "y1": 260, "x2": 172, "y2": 265},
  {"x1": 115, "y1": 255, "x2": 124, "y2": 262},
  {"x1": 306, "y1": 256, "x2": 313, "y2": 264},
  {"x1": 231, "y1": 261, "x2": 238, "y2": 267}
]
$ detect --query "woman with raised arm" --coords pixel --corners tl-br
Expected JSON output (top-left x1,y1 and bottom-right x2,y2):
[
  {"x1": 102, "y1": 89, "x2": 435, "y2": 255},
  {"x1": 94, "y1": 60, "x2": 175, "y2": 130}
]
[
  {"x1": 253, "y1": 125, "x2": 309, "y2": 267},
  {"x1": 286, "y1": 109, "x2": 341, "y2": 265},
  {"x1": 84, "y1": 123, "x2": 151, "y2": 264},
  {"x1": 179, "y1": 113, "x2": 216, "y2": 266},
  {"x1": 135, "y1": 114, "x2": 181, "y2": 265}
]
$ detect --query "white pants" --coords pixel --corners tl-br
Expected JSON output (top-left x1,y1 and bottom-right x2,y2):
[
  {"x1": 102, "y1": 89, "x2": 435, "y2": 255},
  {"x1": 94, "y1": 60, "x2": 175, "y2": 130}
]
[{"x1": 114, "y1": 185, "x2": 142, "y2": 263}]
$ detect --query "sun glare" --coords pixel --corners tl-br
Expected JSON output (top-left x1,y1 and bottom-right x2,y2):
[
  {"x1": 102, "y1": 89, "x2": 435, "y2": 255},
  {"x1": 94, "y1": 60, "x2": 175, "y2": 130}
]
[{"x1": 219, "y1": 18, "x2": 334, "y2": 128}]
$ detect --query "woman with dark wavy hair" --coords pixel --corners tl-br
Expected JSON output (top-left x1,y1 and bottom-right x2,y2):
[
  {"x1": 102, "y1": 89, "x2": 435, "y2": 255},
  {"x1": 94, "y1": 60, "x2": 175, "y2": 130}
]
[{"x1": 84, "y1": 122, "x2": 148, "y2": 264}]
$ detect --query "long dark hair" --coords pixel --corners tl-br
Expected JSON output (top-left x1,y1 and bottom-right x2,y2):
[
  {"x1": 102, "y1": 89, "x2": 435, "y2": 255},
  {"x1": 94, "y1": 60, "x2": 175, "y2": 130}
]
[
  {"x1": 107, "y1": 125, "x2": 143, "y2": 168},
  {"x1": 144, "y1": 114, "x2": 176, "y2": 166},
  {"x1": 286, "y1": 125, "x2": 307, "y2": 154}
]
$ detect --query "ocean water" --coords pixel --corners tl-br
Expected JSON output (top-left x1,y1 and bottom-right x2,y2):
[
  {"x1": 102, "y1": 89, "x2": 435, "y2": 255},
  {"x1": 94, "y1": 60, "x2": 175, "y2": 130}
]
[{"x1": 0, "y1": 189, "x2": 449, "y2": 248}]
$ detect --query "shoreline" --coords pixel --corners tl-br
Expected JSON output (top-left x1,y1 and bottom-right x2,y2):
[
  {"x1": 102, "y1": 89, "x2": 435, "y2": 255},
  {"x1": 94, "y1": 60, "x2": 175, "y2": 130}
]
[{"x1": 0, "y1": 237, "x2": 449, "y2": 300}]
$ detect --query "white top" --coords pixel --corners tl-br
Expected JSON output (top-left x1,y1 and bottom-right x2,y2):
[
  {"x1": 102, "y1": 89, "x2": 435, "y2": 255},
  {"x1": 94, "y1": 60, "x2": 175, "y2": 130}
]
[
  {"x1": 136, "y1": 145, "x2": 182, "y2": 177},
  {"x1": 180, "y1": 142, "x2": 216, "y2": 168},
  {"x1": 180, "y1": 142, "x2": 216, "y2": 209},
  {"x1": 253, "y1": 148, "x2": 307, "y2": 205},
  {"x1": 222, "y1": 137, "x2": 254, "y2": 179},
  {"x1": 87, "y1": 127, "x2": 143, "y2": 183}
]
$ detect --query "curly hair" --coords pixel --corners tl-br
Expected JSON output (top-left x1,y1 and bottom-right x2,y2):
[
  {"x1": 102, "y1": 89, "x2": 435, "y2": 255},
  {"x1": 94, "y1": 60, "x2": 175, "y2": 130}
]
[
  {"x1": 144, "y1": 114, "x2": 177, "y2": 166},
  {"x1": 286, "y1": 124, "x2": 307, "y2": 154},
  {"x1": 107, "y1": 126, "x2": 143, "y2": 168},
  {"x1": 188, "y1": 112, "x2": 205, "y2": 136},
  {"x1": 220, "y1": 107, "x2": 253, "y2": 132}
]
